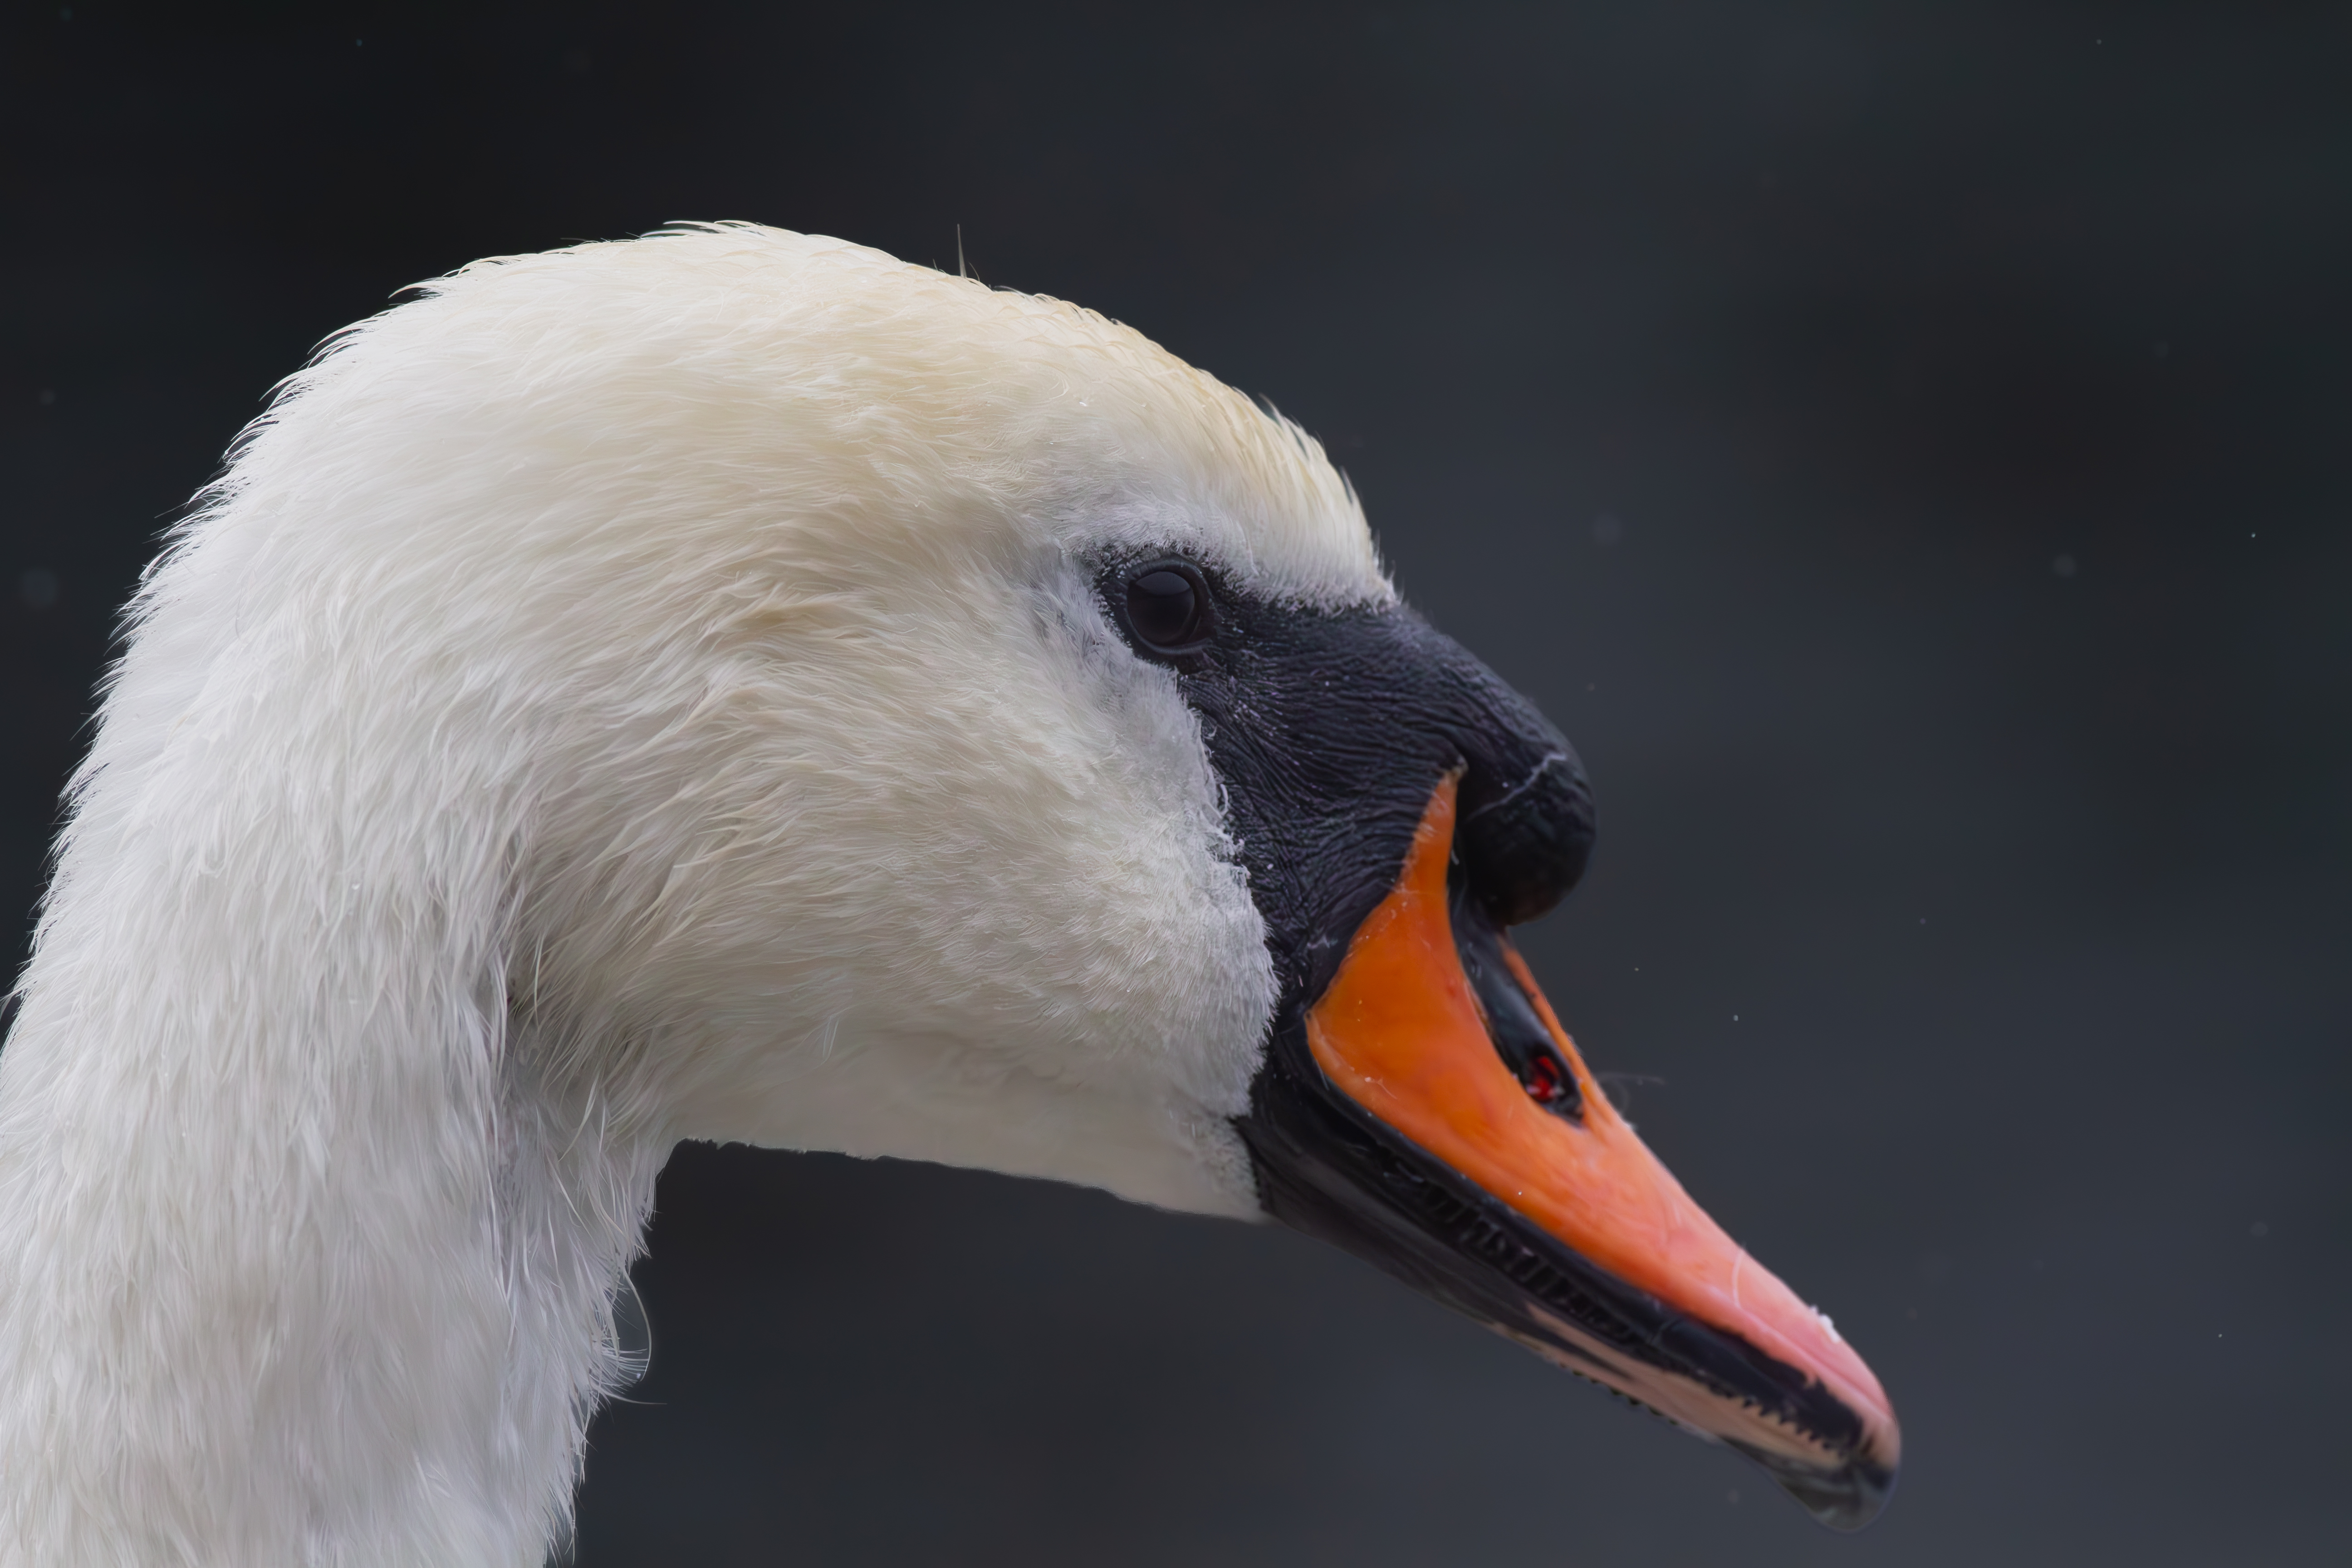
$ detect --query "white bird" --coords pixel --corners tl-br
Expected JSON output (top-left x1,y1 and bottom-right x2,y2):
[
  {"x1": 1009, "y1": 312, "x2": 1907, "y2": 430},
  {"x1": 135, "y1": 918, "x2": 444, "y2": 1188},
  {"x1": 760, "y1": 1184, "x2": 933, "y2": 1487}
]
[{"x1": 0, "y1": 225, "x2": 1897, "y2": 1566}]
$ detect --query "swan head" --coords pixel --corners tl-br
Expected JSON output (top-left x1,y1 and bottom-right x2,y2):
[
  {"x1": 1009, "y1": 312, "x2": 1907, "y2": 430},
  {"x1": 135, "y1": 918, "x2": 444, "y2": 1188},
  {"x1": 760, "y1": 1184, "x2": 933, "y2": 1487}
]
[{"x1": 17, "y1": 225, "x2": 1896, "y2": 1541}]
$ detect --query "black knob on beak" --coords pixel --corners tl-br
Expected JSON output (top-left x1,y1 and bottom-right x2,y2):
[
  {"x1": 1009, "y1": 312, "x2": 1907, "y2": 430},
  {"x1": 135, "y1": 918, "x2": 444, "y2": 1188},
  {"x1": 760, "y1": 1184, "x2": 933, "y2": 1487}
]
[{"x1": 1444, "y1": 648, "x2": 1596, "y2": 928}]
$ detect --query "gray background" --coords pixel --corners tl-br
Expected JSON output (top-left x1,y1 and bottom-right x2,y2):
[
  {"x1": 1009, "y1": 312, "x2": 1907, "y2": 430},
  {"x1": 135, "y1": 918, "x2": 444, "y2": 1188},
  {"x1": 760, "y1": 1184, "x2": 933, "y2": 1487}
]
[{"x1": 5, "y1": 4, "x2": 2347, "y2": 1563}]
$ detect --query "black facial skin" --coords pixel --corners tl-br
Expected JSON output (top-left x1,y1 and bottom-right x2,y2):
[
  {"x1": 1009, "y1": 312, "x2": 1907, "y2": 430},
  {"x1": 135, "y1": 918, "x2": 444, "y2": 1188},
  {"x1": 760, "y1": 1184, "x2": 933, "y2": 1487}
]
[
  {"x1": 1099, "y1": 555, "x2": 1895, "y2": 1533},
  {"x1": 1103, "y1": 558, "x2": 1594, "y2": 1005}
]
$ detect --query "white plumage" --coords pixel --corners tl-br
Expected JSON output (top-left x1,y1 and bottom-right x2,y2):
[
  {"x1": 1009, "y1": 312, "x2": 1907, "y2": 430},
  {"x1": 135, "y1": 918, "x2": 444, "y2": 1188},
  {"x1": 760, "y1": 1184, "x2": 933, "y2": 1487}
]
[{"x1": 0, "y1": 226, "x2": 1388, "y2": 1564}]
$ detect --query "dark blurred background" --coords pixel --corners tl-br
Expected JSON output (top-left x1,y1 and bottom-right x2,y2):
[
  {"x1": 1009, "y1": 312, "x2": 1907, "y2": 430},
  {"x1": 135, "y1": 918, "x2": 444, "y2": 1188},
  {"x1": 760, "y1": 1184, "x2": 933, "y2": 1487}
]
[{"x1": 6, "y1": 3, "x2": 2348, "y2": 1563}]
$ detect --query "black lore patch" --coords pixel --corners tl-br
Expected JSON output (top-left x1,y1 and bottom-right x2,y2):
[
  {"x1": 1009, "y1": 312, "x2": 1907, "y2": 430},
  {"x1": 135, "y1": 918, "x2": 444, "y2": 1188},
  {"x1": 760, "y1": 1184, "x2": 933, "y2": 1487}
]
[{"x1": 1097, "y1": 565, "x2": 1595, "y2": 1013}]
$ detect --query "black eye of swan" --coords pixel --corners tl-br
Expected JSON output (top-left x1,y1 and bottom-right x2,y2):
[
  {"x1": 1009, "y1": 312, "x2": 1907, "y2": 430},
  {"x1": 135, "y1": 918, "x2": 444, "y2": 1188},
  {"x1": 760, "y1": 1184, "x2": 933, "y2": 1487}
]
[{"x1": 1120, "y1": 563, "x2": 1214, "y2": 655}]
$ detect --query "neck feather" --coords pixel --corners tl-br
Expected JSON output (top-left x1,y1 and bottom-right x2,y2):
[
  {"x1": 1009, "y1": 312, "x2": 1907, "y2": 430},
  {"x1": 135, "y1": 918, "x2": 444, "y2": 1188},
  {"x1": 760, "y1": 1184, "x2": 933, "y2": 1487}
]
[{"x1": 0, "y1": 657, "x2": 658, "y2": 1565}]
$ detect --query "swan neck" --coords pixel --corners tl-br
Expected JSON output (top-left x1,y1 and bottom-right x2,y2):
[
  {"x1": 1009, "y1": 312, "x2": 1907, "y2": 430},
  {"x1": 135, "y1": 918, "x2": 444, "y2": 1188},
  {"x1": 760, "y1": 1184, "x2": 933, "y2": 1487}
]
[{"x1": 0, "y1": 751, "x2": 656, "y2": 1563}]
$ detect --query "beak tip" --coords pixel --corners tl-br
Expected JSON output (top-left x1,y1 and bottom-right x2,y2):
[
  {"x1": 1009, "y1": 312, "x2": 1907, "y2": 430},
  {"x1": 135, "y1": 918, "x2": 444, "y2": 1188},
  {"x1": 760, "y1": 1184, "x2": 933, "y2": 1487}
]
[{"x1": 1753, "y1": 1446, "x2": 1900, "y2": 1533}]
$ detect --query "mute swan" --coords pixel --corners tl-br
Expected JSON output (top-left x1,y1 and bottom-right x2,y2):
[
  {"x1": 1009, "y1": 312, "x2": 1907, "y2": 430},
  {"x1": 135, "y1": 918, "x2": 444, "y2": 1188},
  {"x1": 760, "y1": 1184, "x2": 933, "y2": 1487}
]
[{"x1": 0, "y1": 225, "x2": 1897, "y2": 1565}]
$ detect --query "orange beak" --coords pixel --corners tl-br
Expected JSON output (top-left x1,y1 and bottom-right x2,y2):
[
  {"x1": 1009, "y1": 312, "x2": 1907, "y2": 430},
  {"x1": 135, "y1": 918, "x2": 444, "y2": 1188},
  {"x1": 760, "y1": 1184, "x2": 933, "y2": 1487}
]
[{"x1": 1295, "y1": 774, "x2": 1900, "y2": 1528}]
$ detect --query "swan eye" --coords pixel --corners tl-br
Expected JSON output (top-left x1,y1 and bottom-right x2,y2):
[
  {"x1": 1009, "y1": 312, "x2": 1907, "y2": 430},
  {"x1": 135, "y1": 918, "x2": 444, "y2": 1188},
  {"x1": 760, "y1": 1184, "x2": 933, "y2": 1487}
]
[{"x1": 1120, "y1": 563, "x2": 1214, "y2": 655}]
